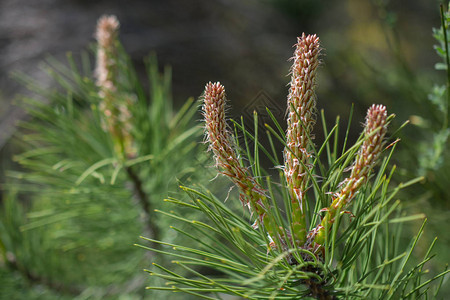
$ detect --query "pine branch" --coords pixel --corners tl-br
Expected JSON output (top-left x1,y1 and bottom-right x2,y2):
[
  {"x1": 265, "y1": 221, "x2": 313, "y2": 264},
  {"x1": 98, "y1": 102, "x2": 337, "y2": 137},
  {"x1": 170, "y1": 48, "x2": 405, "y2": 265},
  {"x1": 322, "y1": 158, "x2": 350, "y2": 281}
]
[
  {"x1": 440, "y1": 3, "x2": 450, "y2": 130},
  {"x1": 125, "y1": 166, "x2": 160, "y2": 245},
  {"x1": 139, "y1": 31, "x2": 447, "y2": 299}
]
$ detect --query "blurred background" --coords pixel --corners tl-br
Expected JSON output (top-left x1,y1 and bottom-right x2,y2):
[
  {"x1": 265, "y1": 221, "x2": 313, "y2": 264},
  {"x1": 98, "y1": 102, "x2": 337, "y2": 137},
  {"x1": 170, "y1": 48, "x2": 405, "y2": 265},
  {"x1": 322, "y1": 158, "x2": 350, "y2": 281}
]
[
  {"x1": 0, "y1": 0, "x2": 448, "y2": 298},
  {"x1": 0, "y1": 0, "x2": 438, "y2": 142}
]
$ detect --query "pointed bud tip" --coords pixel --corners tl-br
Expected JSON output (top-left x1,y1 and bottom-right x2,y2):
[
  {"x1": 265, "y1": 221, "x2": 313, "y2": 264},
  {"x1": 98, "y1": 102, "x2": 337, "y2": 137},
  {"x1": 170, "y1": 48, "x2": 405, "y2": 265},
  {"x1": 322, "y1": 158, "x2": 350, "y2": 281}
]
[{"x1": 95, "y1": 15, "x2": 120, "y2": 42}]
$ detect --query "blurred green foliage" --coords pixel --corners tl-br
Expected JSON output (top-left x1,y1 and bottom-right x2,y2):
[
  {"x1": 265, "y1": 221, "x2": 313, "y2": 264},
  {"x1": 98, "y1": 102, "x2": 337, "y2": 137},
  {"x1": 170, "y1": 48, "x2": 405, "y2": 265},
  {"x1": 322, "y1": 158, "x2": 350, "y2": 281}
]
[{"x1": 0, "y1": 34, "x2": 207, "y2": 298}]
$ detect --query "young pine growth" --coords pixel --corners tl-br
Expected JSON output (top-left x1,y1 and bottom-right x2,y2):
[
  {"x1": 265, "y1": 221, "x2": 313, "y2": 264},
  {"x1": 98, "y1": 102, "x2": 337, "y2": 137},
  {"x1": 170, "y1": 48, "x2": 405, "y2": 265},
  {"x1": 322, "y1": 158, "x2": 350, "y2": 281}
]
[
  {"x1": 141, "y1": 33, "x2": 448, "y2": 299},
  {"x1": 203, "y1": 35, "x2": 387, "y2": 256},
  {"x1": 312, "y1": 104, "x2": 388, "y2": 247},
  {"x1": 202, "y1": 82, "x2": 282, "y2": 243},
  {"x1": 2, "y1": 14, "x2": 208, "y2": 299},
  {"x1": 284, "y1": 33, "x2": 320, "y2": 247},
  {"x1": 95, "y1": 15, "x2": 136, "y2": 159}
]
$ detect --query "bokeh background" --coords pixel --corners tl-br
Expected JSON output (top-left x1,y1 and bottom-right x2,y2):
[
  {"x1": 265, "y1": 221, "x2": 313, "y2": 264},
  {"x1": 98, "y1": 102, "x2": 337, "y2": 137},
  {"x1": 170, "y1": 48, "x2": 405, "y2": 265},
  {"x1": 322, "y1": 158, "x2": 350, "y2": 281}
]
[
  {"x1": 0, "y1": 0, "x2": 448, "y2": 298},
  {"x1": 0, "y1": 0, "x2": 439, "y2": 144}
]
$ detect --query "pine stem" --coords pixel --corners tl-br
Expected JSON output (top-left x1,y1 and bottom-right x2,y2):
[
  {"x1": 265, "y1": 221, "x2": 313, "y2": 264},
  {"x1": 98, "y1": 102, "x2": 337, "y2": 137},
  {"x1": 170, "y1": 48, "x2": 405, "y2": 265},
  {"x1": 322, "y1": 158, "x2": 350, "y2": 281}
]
[
  {"x1": 302, "y1": 265, "x2": 336, "y2": 300},
  {"x1": 125, "y1": 166, "x2": 160, "y2": 246},
  {"x1": 306, "y1": 281, "x2": 336, "y2": 300},
  {"x1": 440, "y1": 4, "x2": 450, "y2": 130}
]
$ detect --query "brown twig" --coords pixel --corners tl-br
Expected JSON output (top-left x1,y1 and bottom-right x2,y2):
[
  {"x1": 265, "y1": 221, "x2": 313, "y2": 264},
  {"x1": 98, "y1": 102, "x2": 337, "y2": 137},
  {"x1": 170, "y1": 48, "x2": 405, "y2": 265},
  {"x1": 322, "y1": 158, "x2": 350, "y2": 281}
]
[
  {"x1": 302, "y1": 265, "x2": 337, "y2": 300},
  {"x1": 125, "y1": 166, "x2": 160, "y2": 246}
]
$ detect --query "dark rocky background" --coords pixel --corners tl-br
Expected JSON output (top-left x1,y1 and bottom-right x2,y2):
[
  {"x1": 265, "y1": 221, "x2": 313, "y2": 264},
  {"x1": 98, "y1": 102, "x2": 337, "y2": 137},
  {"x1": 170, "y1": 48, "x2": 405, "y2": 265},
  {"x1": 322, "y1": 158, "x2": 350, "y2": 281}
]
[{"x1": 0, "y1": 0, "x2": 439, "y2": 148}]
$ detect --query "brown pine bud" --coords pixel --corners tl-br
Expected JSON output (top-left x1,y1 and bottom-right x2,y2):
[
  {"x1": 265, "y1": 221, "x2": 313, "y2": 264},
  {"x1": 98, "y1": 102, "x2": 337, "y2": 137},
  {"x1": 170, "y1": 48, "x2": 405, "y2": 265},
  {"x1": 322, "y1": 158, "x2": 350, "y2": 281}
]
[
  {"x1": 94, "y1": 15, "x2": 136, "y2": 158},
  {"x1": 202, "y1": 82, "x2": 279, "y2": 239},
  {"x1": 284, "y1": 33, "x2": 321, "y2": 246},
  {"x1": 95, "y1": 15, "x2": 120, "y2": 94},
  {"x1": 313, "y1": 104, "x2": 388, "y2": 246}
]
